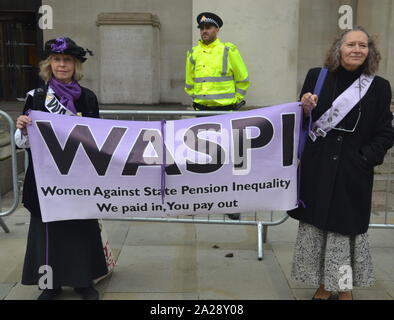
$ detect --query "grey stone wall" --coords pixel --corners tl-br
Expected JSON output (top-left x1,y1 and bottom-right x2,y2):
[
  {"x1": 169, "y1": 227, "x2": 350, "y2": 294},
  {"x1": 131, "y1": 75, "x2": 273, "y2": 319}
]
[{"x1": 42, "y1": 0, "x2": 393, "y2": 105}]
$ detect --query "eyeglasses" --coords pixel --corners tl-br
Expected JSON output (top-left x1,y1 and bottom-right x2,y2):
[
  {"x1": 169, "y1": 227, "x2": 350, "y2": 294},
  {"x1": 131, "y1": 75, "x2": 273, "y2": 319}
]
[{"x1": 331, "y1": 108, "x2": 361, "y2": 133}]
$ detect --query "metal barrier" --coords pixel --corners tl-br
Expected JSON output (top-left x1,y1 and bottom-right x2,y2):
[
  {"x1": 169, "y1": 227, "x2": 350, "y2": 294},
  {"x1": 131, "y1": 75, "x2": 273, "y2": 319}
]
[
  {"x1": 0, "y1": 108, "x2": 393, "y2": 259},
  {"x1": 369, "y1": 143, "x2": 394, "y2": 230},
  {"x1": 100, "y1": 109, "x2": 289, "y2": 260},
  {"x1": 0, "y1": 110, "x2": 21, "y2": 233},
  {"x1": 100, "y1": 109, "x2": 394, "y2": 258},
  {"x1": 369, "y1": 109, "x2": 394, "y2": 230}
]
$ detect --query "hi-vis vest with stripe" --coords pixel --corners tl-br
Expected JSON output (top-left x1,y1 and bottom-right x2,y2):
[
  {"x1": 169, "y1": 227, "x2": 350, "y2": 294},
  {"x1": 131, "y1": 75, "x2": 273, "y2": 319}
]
[{"x1": 184, "y1": 38, "x2": 250, "y2": 107}]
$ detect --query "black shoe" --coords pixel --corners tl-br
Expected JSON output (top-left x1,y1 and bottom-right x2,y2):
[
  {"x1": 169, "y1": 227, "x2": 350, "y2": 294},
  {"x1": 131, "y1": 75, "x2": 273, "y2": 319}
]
[
  {"x1": 226, "y1": 213, "x2": 240, "y2": 220},
  {"x1": 37, "y1": 287, "x2": 63, "y2": 300},
  {"x1": 74, "y1": 286, "x2": 99, "y2": 300}
]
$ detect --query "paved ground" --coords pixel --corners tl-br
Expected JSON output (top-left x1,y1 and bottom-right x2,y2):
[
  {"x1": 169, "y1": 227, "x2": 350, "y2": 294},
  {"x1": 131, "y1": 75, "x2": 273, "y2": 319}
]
[
  {"x1": 1, "y1": 101, "x2": 393, "y2": 300},
  {"x1": 0, "y1": 191, "x2": 393, "y2": 300}
]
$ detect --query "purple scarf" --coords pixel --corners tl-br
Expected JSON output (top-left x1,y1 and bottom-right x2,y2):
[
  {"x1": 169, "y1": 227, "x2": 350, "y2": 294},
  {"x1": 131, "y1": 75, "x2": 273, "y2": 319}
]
[{"x1": 49, "y1": 78, "x2": 82, "y2": 114}]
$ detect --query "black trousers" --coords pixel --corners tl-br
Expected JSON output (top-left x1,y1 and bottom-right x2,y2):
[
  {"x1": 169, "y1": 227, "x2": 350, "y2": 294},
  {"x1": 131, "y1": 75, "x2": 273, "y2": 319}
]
[{"x1": 192, "y1": 100, "x2": 245, "y2": 112}]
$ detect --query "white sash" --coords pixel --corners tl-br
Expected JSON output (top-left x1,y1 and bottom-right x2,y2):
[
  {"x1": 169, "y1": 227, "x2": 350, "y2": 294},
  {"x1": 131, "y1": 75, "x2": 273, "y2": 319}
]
[
  {"x1": 45, "y1": 87, "x2": 77, "y2": 116},
  {"x1": 309, "y1": 74, "x2": 374, "y2": 141},
  {"x1": 14, "y1": 87, "x2": 78, "y2": 148}
]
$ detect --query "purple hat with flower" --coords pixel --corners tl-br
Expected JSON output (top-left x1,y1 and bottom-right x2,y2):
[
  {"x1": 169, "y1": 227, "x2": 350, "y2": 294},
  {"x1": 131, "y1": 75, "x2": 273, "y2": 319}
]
[{"x1": 43, "y1": 37, "x2": 93, "y2": 62}]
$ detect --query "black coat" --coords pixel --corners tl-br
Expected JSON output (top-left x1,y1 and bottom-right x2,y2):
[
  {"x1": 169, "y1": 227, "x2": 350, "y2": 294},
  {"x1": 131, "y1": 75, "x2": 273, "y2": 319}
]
[
  {"x1": 288, "y1": 66, "x2": 394, "y2": 236},
  {"x1": 20, "y1": 84, "x2": 108, "y2": 288},
  {"x1": 22, "y1": 85, "x2": 99, "y2": 218}
]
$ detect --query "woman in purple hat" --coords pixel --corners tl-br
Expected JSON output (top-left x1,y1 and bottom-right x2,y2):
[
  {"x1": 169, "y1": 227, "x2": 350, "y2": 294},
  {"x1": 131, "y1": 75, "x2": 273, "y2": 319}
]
[{"x1": 15, "y1": 37, "x2": 108, "y2": 300}]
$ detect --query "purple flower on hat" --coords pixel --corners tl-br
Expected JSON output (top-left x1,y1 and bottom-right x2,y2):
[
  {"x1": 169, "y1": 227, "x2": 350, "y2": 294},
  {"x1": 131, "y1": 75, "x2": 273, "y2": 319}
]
[{"x1": 51, "y1": 37, "x2": 68, "y2": 53}]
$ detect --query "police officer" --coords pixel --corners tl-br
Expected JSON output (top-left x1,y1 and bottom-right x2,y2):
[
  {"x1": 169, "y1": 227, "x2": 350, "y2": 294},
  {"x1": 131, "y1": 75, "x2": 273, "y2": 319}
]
[
  {"x1": 185, "y1": 12, "x2": 250, "y2": 111},
  {"x1": 185, "y1": 13, "x2": 250, "y2": 220}
]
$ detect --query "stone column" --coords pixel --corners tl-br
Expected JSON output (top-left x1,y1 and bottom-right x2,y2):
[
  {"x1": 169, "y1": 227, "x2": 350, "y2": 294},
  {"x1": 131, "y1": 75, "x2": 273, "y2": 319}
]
[{"x1": 97, "y1": 13, "x2": 161, "y2": 104}]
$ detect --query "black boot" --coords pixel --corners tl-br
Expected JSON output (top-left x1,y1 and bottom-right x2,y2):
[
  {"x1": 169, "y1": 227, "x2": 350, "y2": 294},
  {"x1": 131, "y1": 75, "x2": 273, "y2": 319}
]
[
  {"x1": 37, "y1": 287, "x2": 63, "y2": 300},
  {"x1": 74, "y1": 286, "x2": 99, "y2": 300},
  {"x1": 226, "y1": 213, "x2": 240, "y2": 220}
]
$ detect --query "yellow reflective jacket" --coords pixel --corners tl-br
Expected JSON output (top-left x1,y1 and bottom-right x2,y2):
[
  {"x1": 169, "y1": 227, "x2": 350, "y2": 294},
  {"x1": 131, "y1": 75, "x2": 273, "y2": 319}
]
[{"x1": 184, "y1": 38, "x2": 250, "y2": 107}]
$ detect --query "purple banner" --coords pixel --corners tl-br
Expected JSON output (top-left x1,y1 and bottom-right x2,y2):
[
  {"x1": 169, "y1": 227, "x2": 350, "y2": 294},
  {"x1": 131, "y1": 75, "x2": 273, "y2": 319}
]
[{"x1": 27, "y1": 103, "x2": 301, "y2": 222}]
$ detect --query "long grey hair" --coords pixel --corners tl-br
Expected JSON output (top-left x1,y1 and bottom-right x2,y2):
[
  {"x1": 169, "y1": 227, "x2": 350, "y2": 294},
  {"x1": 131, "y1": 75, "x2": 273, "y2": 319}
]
[{"x1": 323, "y1": 26, "x2": 381, "y2": 75}]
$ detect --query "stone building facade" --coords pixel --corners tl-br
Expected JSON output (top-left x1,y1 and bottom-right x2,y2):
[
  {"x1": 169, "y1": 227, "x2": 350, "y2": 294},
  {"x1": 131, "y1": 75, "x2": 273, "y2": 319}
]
[{"x1": 1, "y1": 0, "x2": 393, "y2": 107}]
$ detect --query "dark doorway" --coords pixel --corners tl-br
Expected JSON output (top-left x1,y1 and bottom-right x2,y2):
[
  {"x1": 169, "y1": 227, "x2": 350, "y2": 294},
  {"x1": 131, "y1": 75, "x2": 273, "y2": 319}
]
[{"x1": 0, "y1": 12, "x2": 40, "y2": 100}]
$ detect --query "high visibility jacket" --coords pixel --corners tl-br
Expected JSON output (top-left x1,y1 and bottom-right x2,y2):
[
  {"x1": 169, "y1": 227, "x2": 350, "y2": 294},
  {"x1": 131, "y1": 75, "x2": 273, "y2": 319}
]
[{"x1": 184, "y1": 38, "x2": 250, "y2": 107}]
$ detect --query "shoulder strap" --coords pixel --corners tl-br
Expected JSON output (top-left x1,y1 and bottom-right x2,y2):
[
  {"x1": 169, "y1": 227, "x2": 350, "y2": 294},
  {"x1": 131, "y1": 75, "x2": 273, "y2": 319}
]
[
  {"x1": 313, "y1": 68, "x2": 328, "y2": 96},
  {"x1": 310, "y1": 73, "x2": 375, "y2": 140},
  {"x1": 32, "y1": 83, "x2": 49, "y2": 110},
  {"x1": 298, "y1": 68, "x2": 327, "y2": 159}
]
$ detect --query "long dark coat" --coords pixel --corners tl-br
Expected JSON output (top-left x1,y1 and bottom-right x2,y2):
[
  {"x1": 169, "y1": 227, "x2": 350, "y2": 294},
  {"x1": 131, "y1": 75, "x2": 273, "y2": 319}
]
[
  {"x1": 21, "y1": 84, "x2": 108, "y2": 288},
  {"x1": 288, "y1": 66, "x2": 394, "y2": 236}
]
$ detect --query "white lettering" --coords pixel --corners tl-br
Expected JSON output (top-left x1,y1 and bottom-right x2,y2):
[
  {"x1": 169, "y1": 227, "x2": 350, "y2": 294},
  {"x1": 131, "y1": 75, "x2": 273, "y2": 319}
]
[
  {"x1": 38, "y1": 5, "x2": 53, "y2": 30},
  {"x1": 38, "y1": 265, "x2": 53, "y2": 290},
  {"x1": 338, "y1": 265, "x2": 353, "y2": 291},
  {"x1": 338, "y1": 5, "x2": 353, "y2": 30}
]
